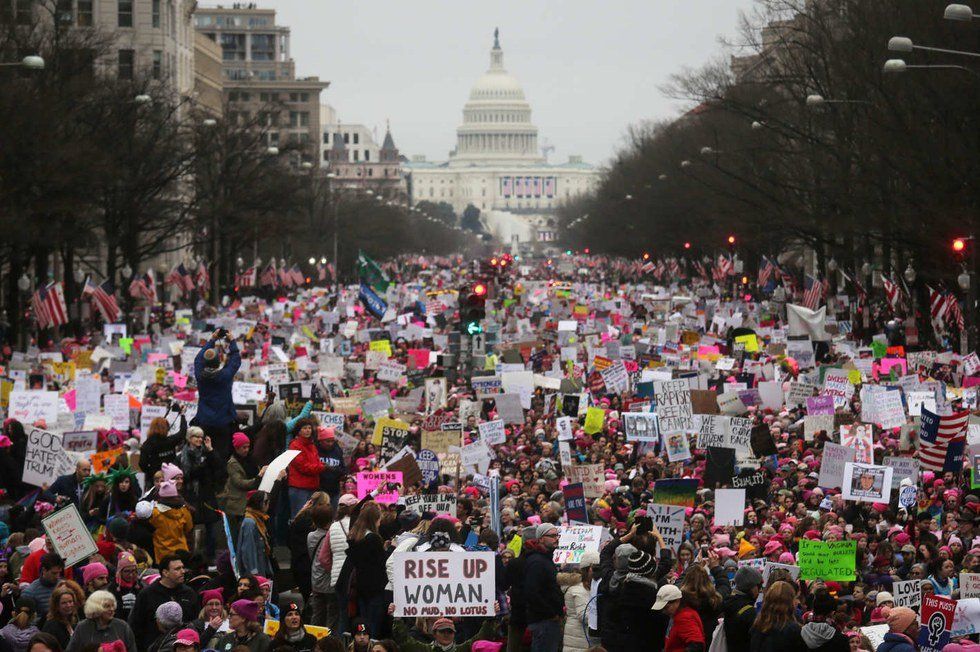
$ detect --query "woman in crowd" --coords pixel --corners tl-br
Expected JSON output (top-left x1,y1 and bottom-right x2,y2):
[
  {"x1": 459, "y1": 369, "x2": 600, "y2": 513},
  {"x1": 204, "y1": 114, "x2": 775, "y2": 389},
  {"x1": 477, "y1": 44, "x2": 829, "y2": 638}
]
[
  {"x1": 345, "y1": 502, "x2": 387, "y2": 638},
  {"x1": 286, "y1": 416, "x2": 324, "y2": 518},
  {"x1": 238, "y1": 491, "x2": 275, "y2": 579},
  {"x1": 139, "y1": 412, "x2": 188, "y2": 479},
  {"x1": 679, "y1": 565, "x2": 723, "y2": 649},
  {"x1": 1, "y1": 597, "x2": 39, "y2": 652},
  {"x1": 192, "y1": 588, "x2": 228, "y2": 647},
  {"x1": 218, "y1": 433, "x2": 267, "y2": 540},
  {"x1": 65, "y1": 591, "x2": 136, "y2": 652},
  {"x1": 749, "y1": 581, "x2": 804, "y2": 652},
  {"x1": 106, "y1": 468, "x2": 140, "y2": 517},
  {"x1": 41, "y1": 582, "x2": 84, "y2": 650},
  {"x1": 271, "y1": 602, "x2": 316, "y2": 652},
  {"x1": 213, "y1": 599, "x2": 270, "y2": 652}
]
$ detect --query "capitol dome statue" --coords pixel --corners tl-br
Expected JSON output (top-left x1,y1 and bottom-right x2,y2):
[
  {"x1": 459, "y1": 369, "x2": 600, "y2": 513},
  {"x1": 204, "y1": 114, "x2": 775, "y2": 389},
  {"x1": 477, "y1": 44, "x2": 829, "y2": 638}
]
[{"x1": 450, "y1": 29, "x2": 545, "y2": 167}]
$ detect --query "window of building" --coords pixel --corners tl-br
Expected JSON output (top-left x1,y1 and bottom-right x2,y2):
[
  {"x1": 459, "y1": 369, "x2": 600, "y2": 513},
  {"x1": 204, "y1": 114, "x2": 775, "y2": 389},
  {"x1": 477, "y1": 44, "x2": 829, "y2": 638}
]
[
  {"x1": 77, "y1": 0, "x2": 93, "y2": 25},
  {"x1": 352, "y1": 150, "x2": 359, "y2": 162},
  {"x1": 323, "y1": 150, "x2": 329, "y2": 161},
  {"x1": 117, "y1": 0, "x2": 132, "y2": 26},
  {"x1": 364, "y1": 150, "x2": 369, "y2": 161},
  {"x1": 220, "y1": 33, "x2": 246, "y2": 61},
  {"x1": 251, "y1": 33, "x2": 275, "y2": 61},
  {"x1": 151, "y1": 0, "x2": 160, "y2": 27},
  {"x1": 269, "y1": 132, "x2": 279, "y2": 145},
  {"x1": 194, "y1": 15, "x2": 212, "y2": 26},
  {"x1": 322, "y1": 132, "x2": 329, "y2": 145},
  {"x1": 353, "y1": 133, "x2": 359, "y2": 144},
  {"x1": 256, "y1": 70, "x2": 276, "y2": 80},
  {"x1": 429, "y1": 188, "x2": 434, "y2": 198},
  {"x1": 343, "y1": 133, "x2": 349, "y2": 144},
  {"x1": 289, "y1": 111, "x2": 309, "y2": 128},
  {"x1": 240, "y1": 92, "x2": 251, "y2": 101},
  {"x1": 118, "y1": 49, "x2": 134, "y2": 79},
  {"x1": 152, "y1": 50, "x2": 162, "y2": 79},
  {"x1": 368, "y1": 168, "x2": 373, "y2": 177}
]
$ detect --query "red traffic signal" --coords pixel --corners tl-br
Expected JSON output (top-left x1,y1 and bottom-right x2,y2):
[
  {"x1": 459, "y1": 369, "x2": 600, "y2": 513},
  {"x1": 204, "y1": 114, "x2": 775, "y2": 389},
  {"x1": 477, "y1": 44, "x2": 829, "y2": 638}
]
[
  {"x1": 684, "y1": 242, "x2": 691, "y2": 249},
  {"x1": 953, "y1": 238, "x2": 967, "y2": 253},
  {"x1": 727, "y1": 235, "x2": 736, "y2": 245},
  {"x1": 642, "y1": 252, "x2": 650, "y2": 260},
  {"x1": 473, "y1": 282, "x2": 487, "y2": 297}
]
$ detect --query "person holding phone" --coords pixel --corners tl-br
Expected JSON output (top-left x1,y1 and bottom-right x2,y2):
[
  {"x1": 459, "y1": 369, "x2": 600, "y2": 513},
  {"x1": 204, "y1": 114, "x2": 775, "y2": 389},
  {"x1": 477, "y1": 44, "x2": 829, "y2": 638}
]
[{"x1": 191, "y1": 328, "x2": 241, "y2": 461}]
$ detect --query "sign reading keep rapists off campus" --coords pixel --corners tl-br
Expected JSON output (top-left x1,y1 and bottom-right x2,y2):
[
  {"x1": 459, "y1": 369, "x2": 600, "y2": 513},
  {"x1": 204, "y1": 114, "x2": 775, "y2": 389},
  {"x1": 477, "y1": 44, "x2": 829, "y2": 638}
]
[{"x1": 392, "y1": 551, "x2": 495, "y2": 617}]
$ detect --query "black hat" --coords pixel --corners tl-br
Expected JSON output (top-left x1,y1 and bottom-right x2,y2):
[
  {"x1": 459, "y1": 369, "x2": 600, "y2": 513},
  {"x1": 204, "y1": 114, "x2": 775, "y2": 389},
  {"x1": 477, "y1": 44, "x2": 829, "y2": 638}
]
[
  {"x1": 627, "y1": 550, "x2": 656, "y2": 576},
  {"x1": 352, "y1": 618, "x2": 369, "y2": 635}
]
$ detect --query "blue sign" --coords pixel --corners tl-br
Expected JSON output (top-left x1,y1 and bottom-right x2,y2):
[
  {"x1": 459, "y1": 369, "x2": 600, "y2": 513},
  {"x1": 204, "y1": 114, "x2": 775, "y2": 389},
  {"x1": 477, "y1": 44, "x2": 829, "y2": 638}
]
[
  {"x1": 358, "y1": 282, "x2": 387, "y2": 319},
  {"x1": 417, "y1": 449, "x2": 440, "y2": 485},
  {"x1": 563, "y1": 482, "x2": 589, "y2": 524}
]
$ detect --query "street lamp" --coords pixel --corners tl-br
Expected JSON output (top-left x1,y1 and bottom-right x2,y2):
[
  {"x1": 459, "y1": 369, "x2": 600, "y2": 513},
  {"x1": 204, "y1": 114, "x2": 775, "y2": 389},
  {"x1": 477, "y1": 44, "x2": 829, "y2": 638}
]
[
  {"x1": 827, "y1": 257, "x2": 838, "y2": 273},
  {"x1": 946, "y1": 3, "x2": 980, "y2": 20},
  {"x1": 624, "y1": 194, "x2": 633, "y2": 200},
  {"x1": 73, "y1": 268, "x2": 85, "y2": 284},
  {"x1": 134, "y1": 94, "x2": 152, "y2": 105},
  {"x1": 658, "y1": 174, "x2": 668, "y2": 180},
  {"x1": 680, "y1": 160, "x2": 692, "y2": 168},
  {"x1": 0, "y1": 55, "x2": 44, "y2": 69},
  {"x1": 320, "y1": 257, "x2": 327, "y2": 265},
  {"x1": 700, "y1": 146, "x2": 720, "y2": 156},
  {"x1": 888, "y1": 35, "x2": 980, "y2": 58},
  {"x1": 806, "y1": 94, "x2": 872, "y2": 108},
  {"x1": 883, "y1": 58, "x2": 978, "y2": 76},
  {"x1": 308, "y1": 257, "x2": 316, "y2": 265},
  {"x1": 17, "y1": 274, "x2": 30, "y2": 292},
  {"x1": 202, "y1": 118, "x2": 218, "y2": 127},
  {"x1": 301, "y1": 161, "x2": 313, "y2": 170},
  {"x1": 861, "y1": 261, "x2": 872, "y2": 277},
  {"x1": 236, "y1": 256, "x2": 244, "y2": 268},
  {"x1": 121, "y1": 263, "x2": 133, "y2": 279},
  {"x1": 751, "y1": 120, "x2": 764, "y2": 130},
  {"x1": 266, "y1": 147, "x2": 279, "y2": 156}
]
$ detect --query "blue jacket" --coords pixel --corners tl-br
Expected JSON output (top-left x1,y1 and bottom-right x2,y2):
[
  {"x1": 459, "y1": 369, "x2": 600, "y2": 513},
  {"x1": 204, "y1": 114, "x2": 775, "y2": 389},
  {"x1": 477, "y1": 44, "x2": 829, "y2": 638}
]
[
  {"x1": 237, "y1": 515, "x2": 273, "y2": 578},
  {"x1": 193, "y1": 341, "x2": 241, "y2": 427},
  {"x1": 877, "y1": 633, "x2": 916, "y2": 652}
]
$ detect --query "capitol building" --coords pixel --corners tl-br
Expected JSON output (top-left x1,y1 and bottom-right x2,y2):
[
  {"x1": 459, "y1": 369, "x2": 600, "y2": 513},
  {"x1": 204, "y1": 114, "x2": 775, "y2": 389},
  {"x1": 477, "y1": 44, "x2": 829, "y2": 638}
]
[{"x1": 405, "y1": 30, "x2": 599, "y2": 248}]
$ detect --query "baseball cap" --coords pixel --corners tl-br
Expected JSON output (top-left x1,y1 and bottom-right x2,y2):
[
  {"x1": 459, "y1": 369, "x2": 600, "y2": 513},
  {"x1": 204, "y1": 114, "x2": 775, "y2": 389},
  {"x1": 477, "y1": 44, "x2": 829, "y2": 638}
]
[
  {"x1": 651, "y1": 584, "x2": 683, "y2": 610},
  {"x1": 432, "y1": 618, "x2": 455, "y2": 632},
  {"x1": 175, "y1": 629, "x2": 200, "y2": 646}
]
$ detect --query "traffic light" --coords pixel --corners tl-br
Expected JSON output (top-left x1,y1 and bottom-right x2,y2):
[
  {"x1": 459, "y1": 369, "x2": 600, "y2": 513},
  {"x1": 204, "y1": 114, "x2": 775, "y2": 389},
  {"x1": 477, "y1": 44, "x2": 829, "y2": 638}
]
[
  {"x1": 953, "y1": 238, "x2": 967, "y2": 254},
  {"x1": 458, "y1": 283, "x2": 486, "y2": 335},
  {"x1": 727, "y1": 235, "x2": 736, "y2": 246},
  {"x1": 684, "y1": 242, "x2": 691, "y2": 250}
]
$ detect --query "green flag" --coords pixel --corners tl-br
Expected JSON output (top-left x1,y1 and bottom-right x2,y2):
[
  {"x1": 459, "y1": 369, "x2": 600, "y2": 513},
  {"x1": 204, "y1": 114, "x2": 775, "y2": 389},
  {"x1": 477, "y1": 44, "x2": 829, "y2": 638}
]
[{"x1": 357, "y1": 251, "x2": 390, "y2": 295}]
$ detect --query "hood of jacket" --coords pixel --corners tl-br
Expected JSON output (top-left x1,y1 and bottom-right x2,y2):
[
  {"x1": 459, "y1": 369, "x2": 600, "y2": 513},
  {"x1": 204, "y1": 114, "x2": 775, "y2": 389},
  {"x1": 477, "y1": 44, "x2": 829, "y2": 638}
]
[
  {"x1": 558, "y1": 571, "x2": 582, "y2": 588},
  {"x1": 801, "y1": 622, "x2": 838, "y2": 648}
]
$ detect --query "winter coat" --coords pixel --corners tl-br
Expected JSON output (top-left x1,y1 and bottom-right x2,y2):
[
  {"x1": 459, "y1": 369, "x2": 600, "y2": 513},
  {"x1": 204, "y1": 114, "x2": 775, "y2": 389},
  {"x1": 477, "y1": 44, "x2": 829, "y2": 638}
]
[
  {"x1": 315, "y1": 441, "x2": 346, "y2": 494},
  {"x1": 665, "y1": 605, "x2": 705, "y2": 652},
  {"x1": 801, "y1": 622, "x2": 851, "y2": 652},
  {"x1": 128, "y1": 580, "x2": 199, "y2": 651},
  {"x1": 288, "y1": 511, "x2": 315, "y2": 597},
  {"x1": 212, "y1": 630, "x2": 270, "y2": 652},
  {"x1": 524, "y1": 549, "x2": 563, "y2": 624},
  {"x1": 559, "y1": 572, "x2": 590, "y2": 652},
  {"x1": 66, "y1": 618, "x2": 137, "y2": 652},
  {"x1": 750, "y1": 622, "x2": 806, "y2": 652},
  {"x1": 193, "y1": 341, "x2": 241, "y2": 428},
  {"x1": 877, "y1": 632, "x2": 917, "y2": 652},
  {"x1": 218, "y1": 455, "x2": 260, "y2": 517},
  {"x1": 287, "y1": 436, "x2": 324, "y2": 490},
  {"x1": 139, "y1": 417, "x2": 187, "y2": 479},
  {"x1": 149, "y1": 502, "x2": 193, "y2": 563},
  {"x1": 327, "y1": 517, "x2": 350, "y2": 588},
  {"x1": 308, "y1": 528, "x2": 330, "y2": 594},
  {"x1": 722, "y1": 590, "x2": 758, "y2": 652},
  {"x1": 345, "y1": 531, "x2": 388, "y2": 599}
]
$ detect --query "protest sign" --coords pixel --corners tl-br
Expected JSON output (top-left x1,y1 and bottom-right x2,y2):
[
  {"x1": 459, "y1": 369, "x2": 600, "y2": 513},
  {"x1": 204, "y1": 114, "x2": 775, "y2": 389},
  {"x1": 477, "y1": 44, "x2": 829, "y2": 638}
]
[
  {"x1": 23, "y1": 428, "x2": 75, "y2": 488},
  {"x1": 731, "y1": 471, "x2": 768, "y2": 501},
  {"x1": 104, "y1": 393, "x2": 131, "y2": 431},
  {"x1": 840, "y1": 424, "x2": 874, "y2": 464},
  {"x1": 695, "y1": 415, "x2": 725, "y2": 449},
  {"x1": 962, "y1": 572, "x2": 980, "y2": 599},
  {"x1": 421, "y1": 429, "x2": 461, "y2": 455},
  {"x1": 762, "y1": 562, "x2": 801, "y2": 584},
  {"x1": 841, "y1": 462, "x2": 893, "y2": 504},
  {"x1": 392, "y1": 551, "x2": 495, "y2": 617},
  {"x1": 9, "y1": 390, "x2": 59, "y2": 426},
  {"x1": 312, "y1": 412, "x2": 346, "y2": 431},
  {"x1": 665, "y1": 432, "x2": 692, "y2": 463},
  {"x1": 231, "y1": 382, "x2": 267, "y2": 404},
  {"x1": 374, "y1": 416, "x2": 410, "y2": 451},
  {"x1": 818, "y1": 442, "x2": 855, "y2": 490},
  {"x1": 861, "y1": 625, "x2": 889, "y2": 652},
  {"x1": 623, "y1": 412, "x2": 659, "y2": 442},
  {"x1": 806, "y1": 394, "x2": 835, "y2": 415},
  {"x1": 883, "y1": 456, "x2": 919, "y2": 489},
  {"x1": 714, "y1": 489, "x2": 746, "y2": 526},
  {"x1": 919, "y1": 594, "x2": 955, "y2": 652},
  {"x1": 893, "y1": 579, "x2": 921, "y2": 608},
  {"x1": 654, "y1": 379, "x2": 693, "y2": 434},
  {"x1": 495, "y1": 393, "x2": 525, "y2": 425},
  {"x1": 583, "y1": 407, "x2": 605, "y2": 435},
  {"x1": 566, "y1": 464, "x2": 604, "y2": 499},
  {"x1": 61, "y1": 430, "x2": 97, "y2": 453},
  {"x1": 477, "y1": 420, "x2": 506, "y2": 446},
  {"x1": 402, "y1": 493, "x2": 457, "y2": 516},
  {"x1": 41, "y1": 504, "x2": 98, "y2": 567},
  {"x1": 470, "y1": 376, "x2": 502, "y2": 398},
  {"x1": 798, "y1": 540, "x2": 856, "y2": 581},
  {"x1": 652, "y1": 478, "x2": 698, "y2": 507},
  {"x1": 258, "y1": 450, "x2": 300, "y2": 493},
  {"x1": 553, "y1": 525, "x2": 606, "y2": 565},
  {"x1": 460, "y1": 439, "x2": 491, "y2": 470},
  {"x1": 647, "y1": 503, "x2": 686, "y2": 552},
  {"x1": 356, "y1": 471, "x2": 403, "y2": 504},
  {"x1": 416, "y1": 449, "x2": 441, "y2": 485},
  {"x1": 563, "y1": 483, "x2": 588, "y2": 523}
]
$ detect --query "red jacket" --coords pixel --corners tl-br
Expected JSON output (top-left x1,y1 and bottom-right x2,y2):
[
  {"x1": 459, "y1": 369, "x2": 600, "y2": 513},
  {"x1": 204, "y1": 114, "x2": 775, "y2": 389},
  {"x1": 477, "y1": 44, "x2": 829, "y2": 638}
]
[
  {"x1": 664, "y1": 605, "x2": 705, "y2": 652},
  {"x1": 288, "y1": 436, "x2": 325, "y2": 490}
]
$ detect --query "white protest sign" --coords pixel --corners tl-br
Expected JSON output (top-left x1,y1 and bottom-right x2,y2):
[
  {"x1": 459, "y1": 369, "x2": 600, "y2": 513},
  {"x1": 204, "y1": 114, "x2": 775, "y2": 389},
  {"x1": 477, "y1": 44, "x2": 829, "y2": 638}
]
[
  {"x1": 258, "y1": 449, "x2": 300, "y2": 493},
  {"x1": 762, "y1": 562, "x2": 801, "y2": 584},
  {"x1": 103, "y1": 393, "x2": 131, "y2": 431},
  {"x1": 623, "y1": 412, "x2": 660, "y2": 442},
  {"x1": 893, "y1": 579, "x2": 921, "y2": 608},
  {"x1": 714, "y1": 488, "x2": 746, "y2": 526},
  {"x1": 654, "y1": 379, "x2": 693, "y2": 434},
  {"x1": 556, "y1": 416, "x2": 573, "y2": 441},
  {"x1": 139, "y1": 404, "x2": 168, "y2": 438},
  {"x1": 61, "y1": 431, "x2": 97, "y2": 453},
  {"x1": 9, "y1": 390, "x2": 60, "y2": 426},
  {"x1": 841, "y1": 462, "x2": 893, "y2": 504},
  {"x1": 312, "y1": 412, "x2": 346, "y2": 430},
  {"x1": 74, "y1": 377, "x2": 102, "y2": 416},
  {"x1": 392, "y1": 551, "x2": 495, "y2": 617},
  {"x1": 23, "y1": 428, "x2": 76, "y2": 488},
  {"x1": 232, "y1": 382, "x2": 267, "y2": 404},
  {"x1": 477, "y1": 420, "x2": 506, "y2": 446},
  {"x1": 953, "y1": 598, "x2": 980, "y2": 637},
  {"x1": 553, "y1": 525, "x2": 606, "y2": 565},
  {"x1": 874, "y1": 389, "x2": 906, "y2": 430},
  {"x1": 402, "y1": 493, "x2": 457, "y2": 516},
  {"x1": 460, "y1": 439, "x2": 491, "y2": 471},
  {"x1": 818, "y1": 442, "x2": 855, "y2": 490},
  {"x1": 822, "y1": 369, "x2": 854, "y2": 408},
  {"x1": 648, "y1": 503, "x2": 686, "y2": 552},
  {"x1": 883, "y1": 456, "x2": 919, "y2": 489},
  {"x1": 860, "y1": 625, "x2": 889, "y2": 652},
  {"x1": 377, "y1": 361, "x2": 407, "y2": 383},
  {"x1": 962, "y1": 572, "x2": 980, "y2": 599},
  {"x1": 42, "y1": 504, "x2": 98, "y2": 567}
]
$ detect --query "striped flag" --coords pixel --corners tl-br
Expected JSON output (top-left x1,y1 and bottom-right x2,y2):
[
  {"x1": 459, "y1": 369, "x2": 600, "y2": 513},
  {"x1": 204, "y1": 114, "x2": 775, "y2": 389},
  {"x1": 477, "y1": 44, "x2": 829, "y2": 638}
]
[
  {"x1": 758, "y1": 256, "x2": 774, "y2": 287},
  {"x1": 928, "y1": 286, "x2": 949, "y2": 322},
  {"x1": 194, "y1": 261, "x2": 210, "y2": 291},
  {"x1": 259, "y1": 263, "x2": 277, "y2": 287},
  {"x1": 946, "y1": 295, "x2": 966, "y2": 331},
  {"x1": 917, "y1": 407, "x2": 969, "y2": 472},
  {"x1": 881, "y1": 274, "x2": 902, "y2": 312},
  {"x1": 236, "y1": 266, "x2": 257, "y2": 288},
  {"x1": 82, "y1": 278, "x2": 121, "y2": 323},
  {"x1": 278, "y1": 266, "x2": 293, "y2": 287},
  {"x1": 289, "y1": 264, "x2": 305, "y2": 286},
  {"x1": 167, "y1": 264, "x2": 195, "y2": 294},
  {"x1": 802, "y1": 274, "x2": 821, "y2": 310},
  {"x1": 33, "y1": 282, "x2": 69, "y2": 328}
]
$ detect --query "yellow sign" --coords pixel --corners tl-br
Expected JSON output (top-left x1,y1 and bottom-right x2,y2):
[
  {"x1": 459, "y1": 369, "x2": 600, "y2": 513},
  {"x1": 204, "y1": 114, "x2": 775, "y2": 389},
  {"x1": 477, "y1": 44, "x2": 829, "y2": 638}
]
[
  {"x1": 372, "y1": 417, "x2": 410, "y2": 446},
  {"x1": 50, "y1": 361, "x2": 76, "y2": 382},
  {"x1": 369, "y1": 339, "x2": 393, "y2": 357},
  {"x1": 264, "y1": 621, "x2": 331, "y2": 639},
  {"x1": 584, "y1": 407, "x2": 605, "y2": 435},
  {"x1": 734, "y1": 334, "x2": 760, "y2": 353},
  {"x1": 847, "y1": 369, "x2": 862, "y2": 385},
  {"x1": 90, "y1": 448, "x2": 124, "y2": 474}
]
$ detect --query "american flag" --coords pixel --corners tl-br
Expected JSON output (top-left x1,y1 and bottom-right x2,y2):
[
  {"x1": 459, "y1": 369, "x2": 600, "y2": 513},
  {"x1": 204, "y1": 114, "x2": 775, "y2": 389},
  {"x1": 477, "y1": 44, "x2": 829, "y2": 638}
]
[
  {"x1": 881, "y1": 274, "x2": 903, "y2": 312},
  {"x1": 917, "y1": 407, "x2": 969, "y2": 472},
  {"x1": 194, "y1": 261, "x2": 210, "y2": 292},
  {"x1": 316, "y1": 263, "x2": 328, "y2": 281},
  {"x1": 278, "y1": 266, "x2": 293, "y2": 287},
  {"x1": 946, "y1": 295, "x2": 966, "y2": 331},
  {"x1": 802, "y1": 274, "x2": 822, "y2": 310},
  {"x1": 259, "y1": 263, "x2": 278, "y2": 287},
  {"x1": 718, "y1": 254, "x2": 734, "y2": 277},
  {"x1": 236, "y1": 266, "x2": 257, "y2": 288},
  {"x1": 758, "y1": 256, "x2": 774, "y2": 287},
  {"x1": 167, "y1": 264, "x2": 195, "y2": 294},
  {"x1": 640, "y1": 261, "x2": 655, "y2": 274},
  {"x1": 32, "y1": 282, "x2": 69, "y2": 329},
  {"x1": 289, "y1": 264, "x2": 305, "y2": 286},
  {"x1": 82, "y1": 278, "x2": 121, "y2": 323},
  {"x1": 928, "y1": 286, "x2": 949, "y2": 322}
]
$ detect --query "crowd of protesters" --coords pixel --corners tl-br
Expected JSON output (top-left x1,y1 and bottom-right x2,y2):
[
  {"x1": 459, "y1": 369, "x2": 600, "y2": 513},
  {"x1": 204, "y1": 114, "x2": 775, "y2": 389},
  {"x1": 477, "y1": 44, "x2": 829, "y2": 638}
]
[{"x1": 0, "y1": 253, "x2": 974, "y2": 652}]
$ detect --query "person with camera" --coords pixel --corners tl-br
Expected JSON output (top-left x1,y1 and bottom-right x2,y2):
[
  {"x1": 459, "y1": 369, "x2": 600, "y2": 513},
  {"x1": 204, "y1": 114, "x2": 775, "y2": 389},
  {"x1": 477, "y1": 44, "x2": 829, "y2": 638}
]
[
  {"x1": 139, "y1": 408, "x2": 188, "y2": 480},
  {"x1": 192, "y1": 328, "x2": 241, "y2": 461}
]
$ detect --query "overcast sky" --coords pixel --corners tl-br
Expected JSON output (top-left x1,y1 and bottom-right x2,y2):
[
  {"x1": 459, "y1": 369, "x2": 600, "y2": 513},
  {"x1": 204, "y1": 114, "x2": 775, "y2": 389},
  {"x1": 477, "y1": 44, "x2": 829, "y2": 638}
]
[{"x1": 268, "y1": 0, "x2": 758, "y2": 168}]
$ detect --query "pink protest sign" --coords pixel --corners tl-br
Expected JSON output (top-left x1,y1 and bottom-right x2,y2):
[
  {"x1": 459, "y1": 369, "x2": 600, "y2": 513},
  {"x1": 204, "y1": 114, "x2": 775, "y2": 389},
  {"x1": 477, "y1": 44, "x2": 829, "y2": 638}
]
[
  {"x1": 408, "y1": 349, "x2": 431, "y2": 370},
  {"x1": 877, "y1": 358, "x2": 907, "y2": 377},
  {"x1": 356, "y1": 471, "x2": 403, "y2": 504}
]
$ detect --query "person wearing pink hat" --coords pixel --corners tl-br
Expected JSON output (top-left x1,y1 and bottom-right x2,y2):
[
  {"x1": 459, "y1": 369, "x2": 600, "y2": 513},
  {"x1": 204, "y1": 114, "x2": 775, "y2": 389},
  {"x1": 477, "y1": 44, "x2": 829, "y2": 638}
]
[
  {"x1": 82, "y1": 562, "x2": 109, "y2": 594},
  {"x1": 217, "y1": 433, "x2": 269, "y2": 541},
  {"x1": 314, "y1": 426, "x2": 346, "y2": 507},
  {"x1": 213, "y1": 599, "x2": 268, "y2": 652}
]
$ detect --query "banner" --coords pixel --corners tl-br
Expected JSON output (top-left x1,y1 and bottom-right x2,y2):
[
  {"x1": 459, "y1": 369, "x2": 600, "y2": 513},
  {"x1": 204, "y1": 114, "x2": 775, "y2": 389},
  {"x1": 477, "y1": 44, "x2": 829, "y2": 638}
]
[
  {"x1": 919, "y1": 594, "x2": 955, "y2": 652},
  {"x1": 392, "y1": 551, "x2": 495, "y2": 617},
  {"x1": 23, "y1": 428, "x2": 76, "y2": 488},
  {"x1": 356, "y1": 471, "x2": 403, "y2": 504},
  {"x1": 402, "y1": 493, "x2": 457, "y2": 515},
  {"x1": 553, "y1": 525, "x2": 605, "y2": 565},
  {"x1": 563, "y1": 483, "x2": 588, "y2": 524}
]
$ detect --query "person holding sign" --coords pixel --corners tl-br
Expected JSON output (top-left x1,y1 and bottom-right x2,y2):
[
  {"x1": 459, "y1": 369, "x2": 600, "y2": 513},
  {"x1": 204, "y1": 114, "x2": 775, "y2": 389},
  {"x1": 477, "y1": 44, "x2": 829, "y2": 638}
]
[
  {"x1": 192, "y1": 329, "x2": 242, "y2": 461},
  {"x1": 286, "y1": 417, "x2": 325, "y2": 518}
]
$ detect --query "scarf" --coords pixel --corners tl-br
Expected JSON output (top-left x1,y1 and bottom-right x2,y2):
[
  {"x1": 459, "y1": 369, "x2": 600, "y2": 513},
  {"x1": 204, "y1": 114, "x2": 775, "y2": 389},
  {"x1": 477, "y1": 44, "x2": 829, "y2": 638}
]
[{"x1": 245, "y1": 508, "x2": 271, "y2": 554}]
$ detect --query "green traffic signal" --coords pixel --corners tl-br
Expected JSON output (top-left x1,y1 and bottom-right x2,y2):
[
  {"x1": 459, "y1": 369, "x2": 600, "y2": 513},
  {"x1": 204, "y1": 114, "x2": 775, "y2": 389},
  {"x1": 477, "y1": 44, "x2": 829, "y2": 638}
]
[{"x1": 466, "y1": 321, "x2": 483, "y2": 335}]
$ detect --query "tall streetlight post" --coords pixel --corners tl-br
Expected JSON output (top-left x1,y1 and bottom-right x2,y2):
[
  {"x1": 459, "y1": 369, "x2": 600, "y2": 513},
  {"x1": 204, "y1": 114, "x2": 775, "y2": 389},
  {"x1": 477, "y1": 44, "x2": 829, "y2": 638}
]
[{"x1": 0, "y1": 55, "x2": 44, "y2": 69}]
